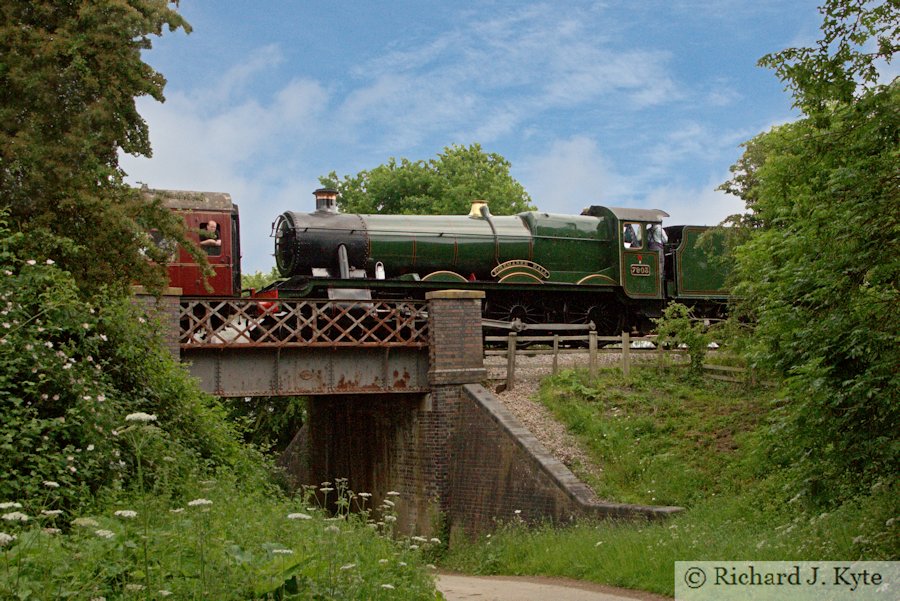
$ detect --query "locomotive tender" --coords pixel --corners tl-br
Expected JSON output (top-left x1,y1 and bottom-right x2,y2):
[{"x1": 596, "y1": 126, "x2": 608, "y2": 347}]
[{"x1": 267, "y1": 188, "x2": 729, "y2": 335}]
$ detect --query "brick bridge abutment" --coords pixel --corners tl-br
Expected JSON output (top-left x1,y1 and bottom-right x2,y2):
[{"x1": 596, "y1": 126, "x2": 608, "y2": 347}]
[{"x1": 278, "y1": 290, "x2": 680, "y2": 539}]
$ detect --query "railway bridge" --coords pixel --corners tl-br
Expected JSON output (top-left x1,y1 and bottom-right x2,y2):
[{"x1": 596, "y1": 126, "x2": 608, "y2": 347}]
[{"x1": 137, "y1": 289, "x2": 678, "y2": 539}]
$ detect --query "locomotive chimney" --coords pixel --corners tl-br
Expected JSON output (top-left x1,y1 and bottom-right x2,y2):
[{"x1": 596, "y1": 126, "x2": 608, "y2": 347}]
[
  {"x1": 313, "y1": 187, "x2": 339, "y2": 213},
  {"x1": 468, "y1": 199, "x2": 490, "y2": 219}
]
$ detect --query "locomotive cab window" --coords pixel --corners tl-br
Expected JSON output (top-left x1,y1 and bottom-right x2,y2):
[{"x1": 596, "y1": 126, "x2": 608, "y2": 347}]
[
  {"x1": 623, "y1": 223, "x2": 642, "y2": 249},
  {"x1": 199, "y1": 220, "x2": 222, "y2": 256},
  {"x1": 645, "y1": 223, "x2": 667, "y2": 251}
]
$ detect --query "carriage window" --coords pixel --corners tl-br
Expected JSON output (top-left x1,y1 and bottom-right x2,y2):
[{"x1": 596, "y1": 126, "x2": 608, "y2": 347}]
[
  {"x1": 199, "y1": 220, "x2": 222, "y2": 256},
  {"x1": 623, "y1": 223, "x2": 642, "y2": 249}
]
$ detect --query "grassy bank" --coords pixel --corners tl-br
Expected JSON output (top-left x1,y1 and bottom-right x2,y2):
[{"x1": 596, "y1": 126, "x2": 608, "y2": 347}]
[
  {"x1": 441, "y1": 367, "x2": 898, "y2": 596},
  {"x1": 1, "y1": 473, "x2": 442, "y2": 600}
]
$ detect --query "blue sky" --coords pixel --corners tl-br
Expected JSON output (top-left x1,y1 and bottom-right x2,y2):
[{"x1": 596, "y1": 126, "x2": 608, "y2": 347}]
[{"x1": 121, "y1": 1, "x2": 824, "y2": 274}]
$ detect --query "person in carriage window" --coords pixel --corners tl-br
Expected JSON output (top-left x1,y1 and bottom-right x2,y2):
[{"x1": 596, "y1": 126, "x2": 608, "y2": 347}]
[{"x1": 199, "y1": 220, "x2": 222, "y2": 256}]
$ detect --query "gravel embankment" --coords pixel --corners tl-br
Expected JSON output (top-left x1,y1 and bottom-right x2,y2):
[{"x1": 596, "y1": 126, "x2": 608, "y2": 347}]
[{"x1": 483, "y1": 351, "x2": 621, "y2": 479}]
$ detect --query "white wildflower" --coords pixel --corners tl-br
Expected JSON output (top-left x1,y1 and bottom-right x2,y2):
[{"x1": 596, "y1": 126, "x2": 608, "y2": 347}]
[
  {"x1": 41, "y1": 510, "x2": 63, "y2": 516},
  {"x1": 0, "y1": 532, "x2": 16, "y2": 546},
  {"x1": 114, "y1": 510, "x2": 137, "y2": 519},
  {"x1": 357, "y1": 492, "x2": 371, "y2": 498},
  {"x1": 169, "y1": 508, "x2": 185, "y2": 513},
  {"x1": 378, "y1": 559, "x2": 389, "y2": 565},
  {"x1": 273, "y1": 548, "x2": 294, "y2": 555},
  {"x1": 381, "y1": 584, "x2": 395, "y2": 590},
  {"x1": 0, "y1": 502, "x2": 22, "y2": 510},
  {"x1": 25, "y1": 259, "x2": 36, "y2": 266},
  {"x1": 43, "y1": 480, "x2": 60, "y2": 488},
  {"x1": 408, "y1": 544, "x2": 419, "y2": 550},
  {"x1": 514, "y1": 509, "x2": 522, "y2": 515},
  {"x1": 430, "y1": 538, "x2": 441, "y2": 544},
  {"x1": 411, "y1": 536, "x2": 427, "y2": 543},
  {"x1": 386, "y1": 490, "x2": 400, "y2": 496},
  {"x1": 42, "y1": 527, "x2": 61, "y2": 535},
  {"x1": 124, "y1": 584, "x2": 144, "y2": 591},
  {"x1": 46, "y1": 259, "x2": 55, "y2": 265},
  {"x1": 340, "y1": 563, "x2": 356, "y2": 570},
  {"x1": 94, "y1": 529, "x2": 115, "y2": 539},
  {"x1": 86, "y1": 444, "x2": 94, "y2": 451},
  {"x1": 187, "y1": 498, "x2": 212, "y2": 507},
  {"x1": 124, "y1": 412, "x2": 157, "y2": 423},
  {"x1": 382, "y1": 499, "x2": 395, "y2": 507},
  {"x1": 287, "y1": 512, "x2": 312, "y2": 520},
  {"x1": 73, "y1": 517, "x2": 99, "y2": 527},
  {"x1": 384, "y1": 515, "x2": 396, "y2": 522},
  {"x1": 2, "y1": 512, "x2": 28, "y2": 522}
]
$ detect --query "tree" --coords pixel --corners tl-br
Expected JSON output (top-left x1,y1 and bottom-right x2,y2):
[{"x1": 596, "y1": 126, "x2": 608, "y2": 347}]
[
  {"x1": 0, "y1": 1, "x2": 191, "y2": 296},
  {"x1": 721, "y1": 0, "x2": 899, "y2": 498},
  {"x1": 320, "y1": 143, "x2": 534, "y2": 215}
]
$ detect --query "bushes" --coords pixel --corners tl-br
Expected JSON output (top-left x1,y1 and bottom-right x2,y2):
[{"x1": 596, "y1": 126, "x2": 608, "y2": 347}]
[{"x1": 0, "y1": 216, "x2": 263, "y2": 514}]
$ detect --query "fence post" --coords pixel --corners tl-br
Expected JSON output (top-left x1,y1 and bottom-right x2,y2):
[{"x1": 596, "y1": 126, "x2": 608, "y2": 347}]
[
  {"x1": 588, "y1": 331, "x2": 597, "y2": 378},
  {"x1": 552, "y1": 334, "x2": 559, "y2": 375},
  {"x1": 622, "y1": 331, "x2": 631, "y2": 377},
  {"x1": 506, "y1": 332, "x2": 517, "y2": 391}
]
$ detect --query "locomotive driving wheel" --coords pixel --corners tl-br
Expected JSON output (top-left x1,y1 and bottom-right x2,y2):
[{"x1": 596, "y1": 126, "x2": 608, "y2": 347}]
[
  {"x1": 568, "y1": 298, "x2": 625, "y2": 337},
  {"x1": 488, "y1": 299, "x2": 544, "y2": 326}
]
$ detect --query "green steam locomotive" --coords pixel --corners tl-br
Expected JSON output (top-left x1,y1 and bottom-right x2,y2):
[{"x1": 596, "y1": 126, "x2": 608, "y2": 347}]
[{"x1": 269, "y1": 188, "x2": 729, "y2": 335}]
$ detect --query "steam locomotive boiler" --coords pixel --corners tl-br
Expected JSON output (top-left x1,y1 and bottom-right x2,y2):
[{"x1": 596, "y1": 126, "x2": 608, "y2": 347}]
[{"x1": 267, "y1": 188, "x2": 729, "y2": 335}]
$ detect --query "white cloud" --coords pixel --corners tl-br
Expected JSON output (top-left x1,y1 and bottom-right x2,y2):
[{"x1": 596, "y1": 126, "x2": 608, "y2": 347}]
[
  {"x1": 644, "y1": 175, "x2": 745, "y2": 226},
  {"x1": 517, "y1": 136, "x2": 616, "y2": 212}
]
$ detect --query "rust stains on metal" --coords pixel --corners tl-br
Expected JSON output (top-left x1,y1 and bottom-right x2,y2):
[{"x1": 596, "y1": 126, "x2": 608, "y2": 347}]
[{"x1": 392, "y1": 369, "x2": 411, "y2": 389}]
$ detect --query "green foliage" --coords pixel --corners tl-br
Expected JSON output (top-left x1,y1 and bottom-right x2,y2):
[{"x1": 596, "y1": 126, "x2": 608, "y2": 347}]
[
  {"x1": 721, "y1": 0, "x2": 899, "y2": 500},
  {"x1": 320, "y1": 143, "x2": 534, "y2": 215},
  {"x1": 242, "y1": 267, "x2": 283, "y2": 291},
  {"x1": 652, "y1": 303, "x2": 711, "y2": 374},
  {"x1": 0, "y1": 215, "x2": 262, "y2": 514},
  {"x1": 225, "y1": 396, "x2": 307, "y2": 452},
  {"x1": 0, "y1": 0, "x2": 193, "y2": 295},
  {"x1": 1, "y1": 478, "x2": 441, "y2": 600},
  {"x1": 758, "y1": 0, "x2": 899, "y2": 116}
]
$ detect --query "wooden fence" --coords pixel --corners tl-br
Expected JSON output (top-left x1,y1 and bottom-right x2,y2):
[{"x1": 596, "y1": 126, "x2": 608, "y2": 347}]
[{"x1": 484, "y1": 332, "x2": 754, "y2": 390}]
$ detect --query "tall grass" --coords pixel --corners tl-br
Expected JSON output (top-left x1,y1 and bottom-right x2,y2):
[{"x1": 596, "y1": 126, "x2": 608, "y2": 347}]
[{"x1": 1, "y1": 475, "x2": 442, "y2": 600}]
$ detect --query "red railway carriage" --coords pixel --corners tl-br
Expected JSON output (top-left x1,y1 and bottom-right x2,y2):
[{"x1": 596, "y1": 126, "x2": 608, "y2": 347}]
[{"x1": 143, "y1": 188, "x2": 242, "y2": 296}]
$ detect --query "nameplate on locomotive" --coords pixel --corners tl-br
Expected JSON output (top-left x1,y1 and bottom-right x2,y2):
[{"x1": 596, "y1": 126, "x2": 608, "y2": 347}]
[
  {"x1": 630, "y1": 264, "x2": 651, "y2": 277},
  {"x1": 491, "y1": 260, "x2": 550, "y2": 279}
]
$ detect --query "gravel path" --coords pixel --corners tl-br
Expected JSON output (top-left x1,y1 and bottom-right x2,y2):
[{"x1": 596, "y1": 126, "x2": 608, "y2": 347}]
[
  {"x1": 437, "y1": 573, "x2": 671, "y2": 601},
  {"x1": 483, "y1": 351, "x2": 621, "y2": 482}
]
